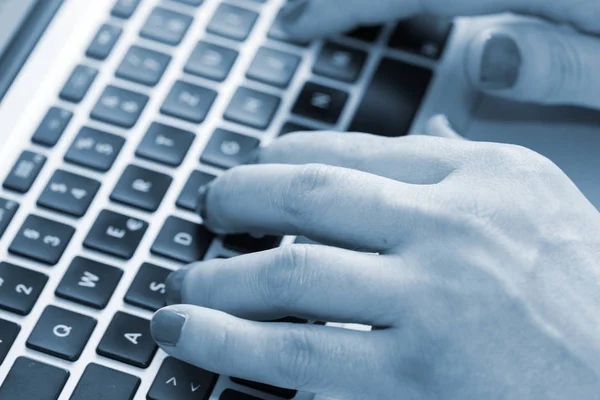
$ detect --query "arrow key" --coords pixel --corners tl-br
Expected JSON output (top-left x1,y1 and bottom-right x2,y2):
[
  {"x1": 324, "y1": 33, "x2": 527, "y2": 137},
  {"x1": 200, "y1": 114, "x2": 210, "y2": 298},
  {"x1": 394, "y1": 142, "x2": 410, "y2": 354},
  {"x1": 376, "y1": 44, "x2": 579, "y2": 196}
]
[
  {"x1": 38, "y1": 169, "x2": 101, "y2": 217},
  {"x1": 148, "y1": 357, "x2": 218, "y2": 400}
]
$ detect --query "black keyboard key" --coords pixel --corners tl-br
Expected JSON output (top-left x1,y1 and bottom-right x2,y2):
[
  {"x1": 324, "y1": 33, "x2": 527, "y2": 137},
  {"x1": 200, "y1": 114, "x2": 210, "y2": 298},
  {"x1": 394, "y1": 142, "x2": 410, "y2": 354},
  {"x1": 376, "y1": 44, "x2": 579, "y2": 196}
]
[
  {"x1": 91, "y1": 85, "x2": 149, "y2": 128},
  {"x1": 173, "y1": 0, "x2": 204, "y2": 5},
  {"x1": 184, "y1": 41, "x2": 238, "y2": 82},
  {"x1": 26, "y1": 305, "x2": 96, "y2": 361},
  {"x1": 223, "y1": 234, "x2": 282, "y2": 253},
  {"x1": 151, "y1": 216, "x2": 214, "y2": 263},
  {"x1": 111, "y1": 0, "x2": 141, "y2": 19},
  {"x1": 65, "y1": 127, "x2": 125, "y2": 172},
  {"x1": 84, "y1": 210, "x2": 148, "y2": 260},
  {"x1": 55, "y1": 256, "x2": 123, "y2": 309},
  {"x1": 70, "y1": 363, "x2": 141, "y2": 400},
  {"x1": 349, "y1": 58, "x2": 432, "y2": 137},
  {"x1": 207, "y1": 4, "x2": 258, "y2": 41},
  {"x1": 31, "y1": 107, "x2": 73, "y2": 147},
  {"x1": 292, "y1": 82, "x2": 348, "y2": 125},
  {"x1": 9, "y1": 215, "x2": 75, "y2": 265},
  {"x1": 389, "y1": 16, "x2": 453, "y2": 60},
  {"x1": 148, "y1": 357, "x2": 218, "y2": 400},
  {"x1": 97, "y1": 311, "x2": 157, "y2": 368},
  {"x1": 0, "y1": 318, "x2": 20, "y2": 365},
  {"x1": 220, "y1": 389, "x2": 263, "y2": 400},
  {"x1": 0, "y1": 262, "x2": 47, "y2": 315},
  {"x1": 200, "y1": 129, "x2": 259, "y2": 169},
  {"x1": 345, "y1": 25, "x2": 383, "y2": 42},
  {"x1": 231, "y1": 378, "x2": 296, "y2": 399},
  {"x1": 59, "y1": 64, "x2": 98, "y2": 103},
  {"x1": 110, "y1": 165, "x2": 172, "y2": 212},
  {"x1": 279, "y1": 121, "x2": 314, "y2": 136},
  {"x1": 0, "y1": 198, "x2": 18, "y2": 239},
  {"x1": 0, "y1": 357, "x2": 69, "y2": 400},
  {"x1": 3, "y1": 151, "x2": 46, "y2": 194},
  {"x1": 140, "y1": 7, "x2": 193, "y2": 46},
  {"x1": 86, "y1": 24, "x2": 122, "y2": 60},
  {"x1": 268, "y1": 9, "x2": 308, "y2": 46},
  {"x1": 37, "y1": 169, "x2": 101, "y2": 217},
  {"x1": 176, "y1": 170, "x2": 216, "y2": 211},
  {"x1": 116, "y1": 46, "x2": 171, "y2": 86},
  {"x1": 224, "y1": 87, "x2": 280, "y2": 130},
  {"x1": 160, "y1": 80, "x2": 217, "y2": 123},
  {"x1": 313, "y1": 42, "x2": 367, "y2": 83},
  {"x1": 136, "y1": 122, "x2": 195, "y2": 167},
  {"x1": 124, "y1": 263, "x2": 170, "y2": 311},
  {"x1": 247, "y1": 47, "x2": 300, "y2": 88}
]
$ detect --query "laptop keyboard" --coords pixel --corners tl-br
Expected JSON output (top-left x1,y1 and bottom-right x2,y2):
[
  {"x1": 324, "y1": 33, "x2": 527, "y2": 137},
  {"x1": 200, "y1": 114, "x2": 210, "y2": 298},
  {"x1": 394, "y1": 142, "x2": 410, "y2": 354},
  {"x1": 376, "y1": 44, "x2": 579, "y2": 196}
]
[{"x1": 0, "y1": 0, "x2": 452, "y2": 399}]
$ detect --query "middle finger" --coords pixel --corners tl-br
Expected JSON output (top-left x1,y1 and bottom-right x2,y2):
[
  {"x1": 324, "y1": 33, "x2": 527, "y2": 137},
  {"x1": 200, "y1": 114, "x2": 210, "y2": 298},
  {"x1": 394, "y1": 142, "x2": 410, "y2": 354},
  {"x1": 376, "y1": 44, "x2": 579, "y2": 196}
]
[{"x1": 201, "y1": 163, "x2": 429, "y2": 252}]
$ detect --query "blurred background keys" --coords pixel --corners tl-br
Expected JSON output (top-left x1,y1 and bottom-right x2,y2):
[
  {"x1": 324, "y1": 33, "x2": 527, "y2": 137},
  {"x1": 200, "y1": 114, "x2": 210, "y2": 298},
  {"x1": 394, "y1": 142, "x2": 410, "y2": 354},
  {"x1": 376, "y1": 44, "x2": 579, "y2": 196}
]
[
  {"x1": 0, "y1": 198, "x2": 19, "y2": 239},
  {"x1": 31, "y1": 107, "x2": 73, "y2": 147},
  {"x1": 3, "y1": 151, "x2": 46, "y2": 194},
  {"x1": 140, "y1": 7, "x2": 193, "y2": 46},
  {"x1": 184, "y1": 41, "x2": 238, "y2": 82},
  {"x1": 207, "y1": 4, "x2": 258, "y2": 41},
  {"x1": 200, "y1": 129, "x2": 259, "y2": 169}
]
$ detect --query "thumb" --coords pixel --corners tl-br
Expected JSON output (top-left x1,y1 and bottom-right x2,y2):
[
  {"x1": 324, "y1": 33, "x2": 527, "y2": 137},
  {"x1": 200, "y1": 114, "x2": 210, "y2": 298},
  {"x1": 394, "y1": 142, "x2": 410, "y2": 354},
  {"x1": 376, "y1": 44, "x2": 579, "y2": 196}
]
[{"x1": 466, "y1": 22, "x2": 600, "y2": 109}]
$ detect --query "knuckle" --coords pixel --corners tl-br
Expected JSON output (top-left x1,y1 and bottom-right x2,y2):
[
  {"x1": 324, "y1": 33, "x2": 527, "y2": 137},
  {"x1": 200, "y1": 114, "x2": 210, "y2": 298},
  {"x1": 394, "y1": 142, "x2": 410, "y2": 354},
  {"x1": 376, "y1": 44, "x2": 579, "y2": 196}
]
[
  {"x1": 282, "y1": 164, "x2": 334, "y2": 223},
  {"x1": 276, "y1": 327, "x2": 316, "y2": 389},
  {"x1": 259, "y1": 245, "x2": 311, "y2": 308}
]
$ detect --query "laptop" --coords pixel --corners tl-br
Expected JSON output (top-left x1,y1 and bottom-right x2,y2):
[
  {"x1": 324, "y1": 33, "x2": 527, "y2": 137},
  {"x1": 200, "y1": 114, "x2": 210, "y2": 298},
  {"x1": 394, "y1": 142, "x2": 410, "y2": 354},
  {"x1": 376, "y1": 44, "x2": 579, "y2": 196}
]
[{"x1": 1, "y1": 1, "x2": 599, "y2": 399}]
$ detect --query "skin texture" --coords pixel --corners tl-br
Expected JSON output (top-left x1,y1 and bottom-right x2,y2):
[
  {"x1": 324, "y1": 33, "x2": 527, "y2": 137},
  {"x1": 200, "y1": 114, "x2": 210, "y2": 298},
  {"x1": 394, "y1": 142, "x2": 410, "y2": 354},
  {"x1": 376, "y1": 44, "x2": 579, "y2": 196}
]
[{"x1": 149, "y1": 1, "x2": 600, "y2": 398}]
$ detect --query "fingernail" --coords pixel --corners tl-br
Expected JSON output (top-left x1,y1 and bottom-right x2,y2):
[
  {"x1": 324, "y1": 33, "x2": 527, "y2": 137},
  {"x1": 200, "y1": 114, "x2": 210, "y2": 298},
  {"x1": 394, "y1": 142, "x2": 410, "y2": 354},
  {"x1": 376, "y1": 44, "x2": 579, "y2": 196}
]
[
  {"x1": 151, "y1": 309, "x2": 186, "y2": 347},
  {"x1": 281, "y1": 0, "x2": 309, "y2": 24},
  {"x1": 165, "y1": 267, "x2": 189, "y2": 305},
  {"x1": 196, "y1": 183, "x2": 212, "y2": 222},
  {"x1": 480, "y1": 34, "x2": 522, "y2": 90}
]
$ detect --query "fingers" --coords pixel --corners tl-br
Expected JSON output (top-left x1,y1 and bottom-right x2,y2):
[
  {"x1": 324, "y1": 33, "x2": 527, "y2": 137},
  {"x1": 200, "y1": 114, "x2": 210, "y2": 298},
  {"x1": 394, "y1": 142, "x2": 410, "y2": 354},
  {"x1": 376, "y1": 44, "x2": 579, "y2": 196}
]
[
  {"x1": 200, "y1": 163, "x2": 427, "y2": 251},
  {"x1": 167, "y1": 244, "x2": 400, "y2": 326},
  {"x1": 423, "y1": 115, "x2": 465, "y2": 140},
  {"x1": 151, "y1": 305, "x2": 387, "y2": 395},
  {"x1": 281, "y1": 0, "x2": 600, "y2": 42},
  {"x1": 466, "y1": 23, "x2": 600, "y2": 109},
  {"x1": 259, "y1": 132, "x2": 465, "y2": 184}
]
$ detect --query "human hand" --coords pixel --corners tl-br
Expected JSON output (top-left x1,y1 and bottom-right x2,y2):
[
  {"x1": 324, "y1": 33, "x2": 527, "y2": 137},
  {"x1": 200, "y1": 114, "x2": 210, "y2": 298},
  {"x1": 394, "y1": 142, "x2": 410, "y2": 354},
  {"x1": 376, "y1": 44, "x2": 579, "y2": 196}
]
[
  {"x1": 150, "y1": 131, "x2": 600, "y2": 399},
  {"x1": 279, "y1": 0, "x2": 600, "y2": 109}
]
